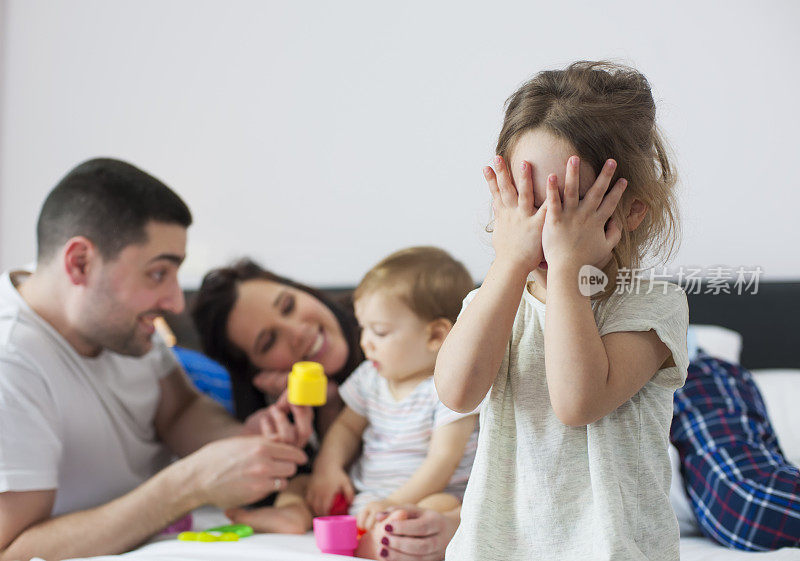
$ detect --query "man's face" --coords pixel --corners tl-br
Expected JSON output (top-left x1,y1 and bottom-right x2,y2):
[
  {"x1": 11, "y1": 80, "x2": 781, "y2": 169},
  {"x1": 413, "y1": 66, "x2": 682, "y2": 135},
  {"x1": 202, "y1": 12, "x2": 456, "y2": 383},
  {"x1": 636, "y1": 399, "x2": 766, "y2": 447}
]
[{"x1": 79, "y1": 221, "x2": 187, "y2": 356}]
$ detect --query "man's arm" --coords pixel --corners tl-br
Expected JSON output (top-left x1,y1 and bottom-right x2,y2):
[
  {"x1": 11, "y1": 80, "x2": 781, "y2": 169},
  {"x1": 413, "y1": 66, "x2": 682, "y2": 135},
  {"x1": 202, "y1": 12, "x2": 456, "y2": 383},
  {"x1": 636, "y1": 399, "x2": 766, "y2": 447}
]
[
  {"x1": 154, "y1": 367, "x2": 243, "y2": 456},
  {"x1": 0, "y1": 435, "x2": 308, "y2": 561},
  {"x1": 0, "y1": 462, "x2": 195, "y2": 561}
]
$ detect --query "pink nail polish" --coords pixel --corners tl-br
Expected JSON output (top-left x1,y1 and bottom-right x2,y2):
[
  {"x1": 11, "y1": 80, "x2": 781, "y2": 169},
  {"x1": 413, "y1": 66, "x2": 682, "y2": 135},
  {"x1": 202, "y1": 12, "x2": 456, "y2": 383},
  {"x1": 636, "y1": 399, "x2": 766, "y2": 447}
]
[
  {"x1": 380, "y1": 548, "x2": 389, "y2": 557},
  {"x1": 494, "y1": 155, "x2": 502, "y2": 166},
  {"x1": 571, "y1": 156, "x2": 579, "y2": 167},
  {"x1": 520, "y1": 161, "x2": 527, "y2": 171},
  {"x1": 384, "y1": 524, "x2": 393, "y2": 532}
]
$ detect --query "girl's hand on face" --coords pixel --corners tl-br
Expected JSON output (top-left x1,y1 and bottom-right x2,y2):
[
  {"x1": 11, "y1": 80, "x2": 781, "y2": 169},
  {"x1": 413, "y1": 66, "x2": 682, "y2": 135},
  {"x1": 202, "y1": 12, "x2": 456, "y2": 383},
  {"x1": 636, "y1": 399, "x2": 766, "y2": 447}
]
[
  {"x1": 485, "y1": 155, "x2": 549, "y2": 274},
  {"x1": 541, "y1": 156, "x2": 627, "y2": 272}
]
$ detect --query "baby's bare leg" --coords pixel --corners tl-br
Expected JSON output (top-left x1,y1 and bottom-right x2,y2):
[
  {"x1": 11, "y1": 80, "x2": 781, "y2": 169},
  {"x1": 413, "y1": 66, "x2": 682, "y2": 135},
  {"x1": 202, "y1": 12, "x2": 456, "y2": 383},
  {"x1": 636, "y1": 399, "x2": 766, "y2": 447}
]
[
  {"x1": 416, "y1": 492, "x2": 461, "y2": 513},
  {"x1": 226, "y1": 474, "x2": 313, "y2": 534}
]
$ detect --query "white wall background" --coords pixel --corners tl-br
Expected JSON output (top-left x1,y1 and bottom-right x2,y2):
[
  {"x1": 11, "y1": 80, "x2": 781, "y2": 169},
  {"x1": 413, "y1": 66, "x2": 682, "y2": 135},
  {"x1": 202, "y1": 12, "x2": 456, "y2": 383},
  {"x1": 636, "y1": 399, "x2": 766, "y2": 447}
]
[{"x1": 1, "y1": 0, "x2": 798, "y2": 287}]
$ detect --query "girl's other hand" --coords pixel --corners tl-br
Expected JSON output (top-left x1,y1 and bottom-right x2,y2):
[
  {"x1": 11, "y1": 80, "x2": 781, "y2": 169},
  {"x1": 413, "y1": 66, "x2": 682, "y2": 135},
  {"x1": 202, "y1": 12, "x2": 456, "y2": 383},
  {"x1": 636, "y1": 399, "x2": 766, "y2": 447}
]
[
  {"x1": 485, "y1": 155, "x2": 549, "y2": 274},
  {"x1": 305, "y1": 467, "x2": 355, "y2": 517},
  {"x1": 542, "y1": 156, "x2": 627, "y2": 272}
]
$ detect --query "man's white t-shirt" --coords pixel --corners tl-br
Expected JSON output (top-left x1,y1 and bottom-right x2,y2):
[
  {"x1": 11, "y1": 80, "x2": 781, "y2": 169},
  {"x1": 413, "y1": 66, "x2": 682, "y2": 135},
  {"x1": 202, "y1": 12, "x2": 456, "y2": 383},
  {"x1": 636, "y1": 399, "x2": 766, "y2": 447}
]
[
  {"x1": 0, "y1": 271, "x2": 177, "y2": 516},
  {"x1": 445, "y1": 280, "x2": 690, "y2": 561}
]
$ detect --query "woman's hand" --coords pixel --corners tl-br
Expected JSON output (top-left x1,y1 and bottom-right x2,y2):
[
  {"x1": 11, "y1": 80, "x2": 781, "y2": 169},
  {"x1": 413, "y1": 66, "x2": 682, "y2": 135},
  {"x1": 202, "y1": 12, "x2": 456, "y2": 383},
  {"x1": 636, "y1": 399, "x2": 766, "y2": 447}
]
[
  {"x1": 252, "y1": 370, "x2": 290, "y2": 399},
  {"x1": 541, "y1": 156, "x2": 627, "y2": 272},
  {"x1": 305, "y1": 466, "x2": 355, "y2": 517},
  {"x1": 241, "y1": 390, "x2": 314, "y2": 448},
  {"x1": 356, "y1": 505, "x2": 460, "y2": 561},
  {"x1": 485, "y1": 155, "x2": 549, "y2": 274}
]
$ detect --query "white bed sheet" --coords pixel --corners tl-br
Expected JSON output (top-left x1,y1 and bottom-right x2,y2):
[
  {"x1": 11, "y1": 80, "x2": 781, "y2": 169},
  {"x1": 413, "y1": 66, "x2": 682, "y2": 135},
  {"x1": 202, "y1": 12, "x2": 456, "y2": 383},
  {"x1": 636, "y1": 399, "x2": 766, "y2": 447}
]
[
  {"x1": 62, "y1": 508, "x2": 800, "y2": 561},
  {"x1": 65, "y1": 534, "x2": 800, "y2": 561}
]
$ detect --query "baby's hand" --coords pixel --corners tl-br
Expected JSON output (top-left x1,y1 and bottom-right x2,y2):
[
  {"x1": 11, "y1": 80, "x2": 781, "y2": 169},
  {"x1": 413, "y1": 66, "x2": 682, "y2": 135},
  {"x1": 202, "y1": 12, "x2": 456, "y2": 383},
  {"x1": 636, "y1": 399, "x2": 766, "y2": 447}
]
[
  {"x1": 306, "y1": 467, "x2": 354, "y2": 517},
  {"x1": 357, "y1": 498, "x2": 397, "y2": 531},
  {"x1": 541, "y1": 156, "x2": 627, "y2": 272},
  {"x1": 485, "y1": 155, "x2": 549, "y2": 274}
]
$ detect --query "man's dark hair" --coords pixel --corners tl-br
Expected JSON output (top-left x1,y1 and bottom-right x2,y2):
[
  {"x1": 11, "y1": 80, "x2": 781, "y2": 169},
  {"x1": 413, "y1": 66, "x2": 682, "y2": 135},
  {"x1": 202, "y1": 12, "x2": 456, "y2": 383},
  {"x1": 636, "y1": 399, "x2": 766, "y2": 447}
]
[{"x1": 36, "y1": 158, "x2": 193, "y2": 262}]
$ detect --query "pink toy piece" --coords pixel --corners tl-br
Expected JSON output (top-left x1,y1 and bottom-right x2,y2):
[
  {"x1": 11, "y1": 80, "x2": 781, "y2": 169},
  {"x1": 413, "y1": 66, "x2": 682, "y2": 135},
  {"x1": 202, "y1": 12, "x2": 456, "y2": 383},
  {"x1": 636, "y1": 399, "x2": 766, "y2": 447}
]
[
  {"x1": 160, "y1": 512, "x2": 193, "y2": 534},
  {"x1": 313, "y1": 515, "x2": 358, "y2": 556}
]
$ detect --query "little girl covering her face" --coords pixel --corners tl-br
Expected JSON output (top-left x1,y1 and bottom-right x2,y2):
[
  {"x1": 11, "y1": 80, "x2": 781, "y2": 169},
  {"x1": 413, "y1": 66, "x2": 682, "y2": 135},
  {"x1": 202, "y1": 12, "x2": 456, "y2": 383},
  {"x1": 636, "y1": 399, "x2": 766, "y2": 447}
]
[
  {"x1": 436, "y1": 61, "x2": 689, "y2": 561},
  {"x1": 306, "y1": 246, "x2": 479, "y2": 559}
]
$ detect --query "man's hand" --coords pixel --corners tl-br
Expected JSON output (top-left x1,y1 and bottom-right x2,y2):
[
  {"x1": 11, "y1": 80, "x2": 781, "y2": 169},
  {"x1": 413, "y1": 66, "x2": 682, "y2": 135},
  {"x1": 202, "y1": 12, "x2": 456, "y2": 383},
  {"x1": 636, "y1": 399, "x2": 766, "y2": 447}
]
[{"x1": 184, "y1": 435, "x2": 308, "y2": 509}]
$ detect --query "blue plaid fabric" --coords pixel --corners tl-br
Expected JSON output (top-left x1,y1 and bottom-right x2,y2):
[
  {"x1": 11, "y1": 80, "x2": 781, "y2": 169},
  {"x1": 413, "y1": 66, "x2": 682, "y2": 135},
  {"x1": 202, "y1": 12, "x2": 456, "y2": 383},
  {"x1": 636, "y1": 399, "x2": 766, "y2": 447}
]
[{"x1": 671, "y1": 353, "x2": 800, "y2": 551}]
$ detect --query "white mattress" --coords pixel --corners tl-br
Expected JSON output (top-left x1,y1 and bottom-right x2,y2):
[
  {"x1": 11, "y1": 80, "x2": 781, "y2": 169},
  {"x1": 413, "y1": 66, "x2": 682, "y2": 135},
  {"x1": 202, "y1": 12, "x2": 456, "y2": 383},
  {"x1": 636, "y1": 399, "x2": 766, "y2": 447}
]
[
  {"x1": 62, "y1": 508, "x2": 800, "y2": 561},
  {"x1": 65, "y1": 533, "x2": 800, "y2": 561}
]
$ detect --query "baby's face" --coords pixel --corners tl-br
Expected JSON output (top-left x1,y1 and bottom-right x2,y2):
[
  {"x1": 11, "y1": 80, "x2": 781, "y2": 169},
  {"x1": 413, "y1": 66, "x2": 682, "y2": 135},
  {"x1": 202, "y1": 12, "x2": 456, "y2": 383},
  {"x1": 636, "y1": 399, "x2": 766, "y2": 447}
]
[{"x1": 354, "y1": 290, "x2": 438, "y2": 385}]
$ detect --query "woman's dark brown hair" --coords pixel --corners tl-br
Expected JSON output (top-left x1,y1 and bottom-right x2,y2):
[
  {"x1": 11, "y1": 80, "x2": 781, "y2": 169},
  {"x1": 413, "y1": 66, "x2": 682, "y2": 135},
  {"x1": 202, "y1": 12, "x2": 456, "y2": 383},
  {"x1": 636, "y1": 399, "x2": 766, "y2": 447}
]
[{"x1": 191, "y1": 258, "x2": 362, "y2": 420}]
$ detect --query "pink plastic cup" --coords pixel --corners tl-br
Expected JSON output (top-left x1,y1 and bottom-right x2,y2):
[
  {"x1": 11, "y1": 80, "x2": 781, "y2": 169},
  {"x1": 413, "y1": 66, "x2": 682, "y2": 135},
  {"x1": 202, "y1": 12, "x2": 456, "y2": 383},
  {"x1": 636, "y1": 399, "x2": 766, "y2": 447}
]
[{"x1": 313, "y1": 515, "x2": 358, "y2": 556}]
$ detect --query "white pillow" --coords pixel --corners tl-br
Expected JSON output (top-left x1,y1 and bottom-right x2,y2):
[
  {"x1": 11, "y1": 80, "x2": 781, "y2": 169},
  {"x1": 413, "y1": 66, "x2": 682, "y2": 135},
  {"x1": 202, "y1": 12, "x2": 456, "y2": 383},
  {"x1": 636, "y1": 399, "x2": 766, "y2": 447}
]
[
  {"x1": 751, "y1": 369, "x2": 800, "y2": 468},
  {"x1": 687, "y1": 324, "x2": 742, "y2": 364},
  {"x1": 669, "y1": 444, "x2": 700, "y2": 536}
]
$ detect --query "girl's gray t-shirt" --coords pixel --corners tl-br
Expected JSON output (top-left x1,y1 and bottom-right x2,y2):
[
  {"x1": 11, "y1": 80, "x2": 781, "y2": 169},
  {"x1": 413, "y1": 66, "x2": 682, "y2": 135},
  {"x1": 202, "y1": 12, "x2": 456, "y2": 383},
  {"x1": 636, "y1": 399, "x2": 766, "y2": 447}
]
[{"x1": 445, "y1": 280, "x2": 689, "y2": 561}]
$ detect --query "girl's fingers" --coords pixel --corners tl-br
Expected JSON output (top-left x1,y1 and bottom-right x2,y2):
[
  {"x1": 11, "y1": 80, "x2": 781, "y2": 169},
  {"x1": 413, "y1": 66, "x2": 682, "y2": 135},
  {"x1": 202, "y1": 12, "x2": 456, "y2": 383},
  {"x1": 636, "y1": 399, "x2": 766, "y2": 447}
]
[
  {"x1": 597, "y1": 178, "x2": 628, "y2": 221},
  {"x1": 483, "y1": 166, "x2": 500, "y2": 202},
  {"x1": 492, "y1": 156, "x2": 519, "y2": 207},
  {"x1": 546, "y1": 174, "x2": 562, "y2": 218},
  {"x1": 586, "y1": 159, "x2": 618, "y2": 209},
  {"x1": 516, "y1": 160, "x2": 535, "y2": 214},
  {"x1": 563, "y1": 155, "x2": 580, "y2": 210},
  {"x1": 531, "y1": 199, "x2": 548, "y2": 228}
]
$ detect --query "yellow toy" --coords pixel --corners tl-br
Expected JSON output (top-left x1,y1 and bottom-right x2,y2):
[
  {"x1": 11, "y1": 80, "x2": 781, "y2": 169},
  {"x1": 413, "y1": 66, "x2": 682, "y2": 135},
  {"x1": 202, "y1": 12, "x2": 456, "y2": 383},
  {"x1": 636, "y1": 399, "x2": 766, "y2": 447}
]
[{"x1": 287, "y1": 361, "x2": 327, "y2": 406}]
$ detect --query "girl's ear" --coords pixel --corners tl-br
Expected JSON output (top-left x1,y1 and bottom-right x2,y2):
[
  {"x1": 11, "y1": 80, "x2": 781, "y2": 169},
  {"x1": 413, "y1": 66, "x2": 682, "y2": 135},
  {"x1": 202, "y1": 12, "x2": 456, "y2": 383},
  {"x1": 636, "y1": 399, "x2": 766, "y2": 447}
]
[
  {"x1": 426, "y1": 318, "x2": 453, "y2": 352},
  {"x1": 625, "y1": 199, "x2": 648, "y2": 231}
]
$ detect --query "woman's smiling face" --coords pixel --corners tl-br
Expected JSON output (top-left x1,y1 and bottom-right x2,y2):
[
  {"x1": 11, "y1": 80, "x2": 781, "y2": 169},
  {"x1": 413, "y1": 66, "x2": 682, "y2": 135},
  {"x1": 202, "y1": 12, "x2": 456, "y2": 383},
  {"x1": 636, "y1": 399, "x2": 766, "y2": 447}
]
[{"x1": 226, "y1": 279, "x2": 350, "y2": 376}]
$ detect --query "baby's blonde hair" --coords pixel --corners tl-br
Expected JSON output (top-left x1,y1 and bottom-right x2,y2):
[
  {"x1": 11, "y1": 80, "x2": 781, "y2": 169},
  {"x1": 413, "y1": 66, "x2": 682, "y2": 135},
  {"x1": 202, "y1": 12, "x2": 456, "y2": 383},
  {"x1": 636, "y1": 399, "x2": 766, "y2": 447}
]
[
  {"x1": 354, "y1": 246, "x2": 474, "y2": 324},
  {"x1": 497, "y1": 61, "x2": 680, "y2": 282}
]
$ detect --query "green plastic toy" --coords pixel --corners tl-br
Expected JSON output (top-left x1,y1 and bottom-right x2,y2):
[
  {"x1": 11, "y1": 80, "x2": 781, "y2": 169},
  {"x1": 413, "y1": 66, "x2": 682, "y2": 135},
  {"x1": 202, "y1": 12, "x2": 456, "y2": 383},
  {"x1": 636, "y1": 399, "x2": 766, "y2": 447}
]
[{"x1": 177, "y1": 523, "x2": 253, "y2": 542}]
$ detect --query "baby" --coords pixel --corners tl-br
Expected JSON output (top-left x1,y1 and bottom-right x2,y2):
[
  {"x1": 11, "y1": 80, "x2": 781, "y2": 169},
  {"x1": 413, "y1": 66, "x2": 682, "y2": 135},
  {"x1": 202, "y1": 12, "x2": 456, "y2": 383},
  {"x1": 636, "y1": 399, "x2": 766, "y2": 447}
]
[{"x1": 306, "y1": 246, "x2": 479, "y2": 542}]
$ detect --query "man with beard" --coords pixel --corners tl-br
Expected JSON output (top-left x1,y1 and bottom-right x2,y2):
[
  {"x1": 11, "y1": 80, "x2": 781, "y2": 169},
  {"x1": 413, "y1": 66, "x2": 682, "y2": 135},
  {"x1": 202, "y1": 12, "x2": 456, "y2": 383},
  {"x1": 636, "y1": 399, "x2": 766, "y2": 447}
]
[{"x1": 0, "y1": 159, "x2": 309, "y2": 560}]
